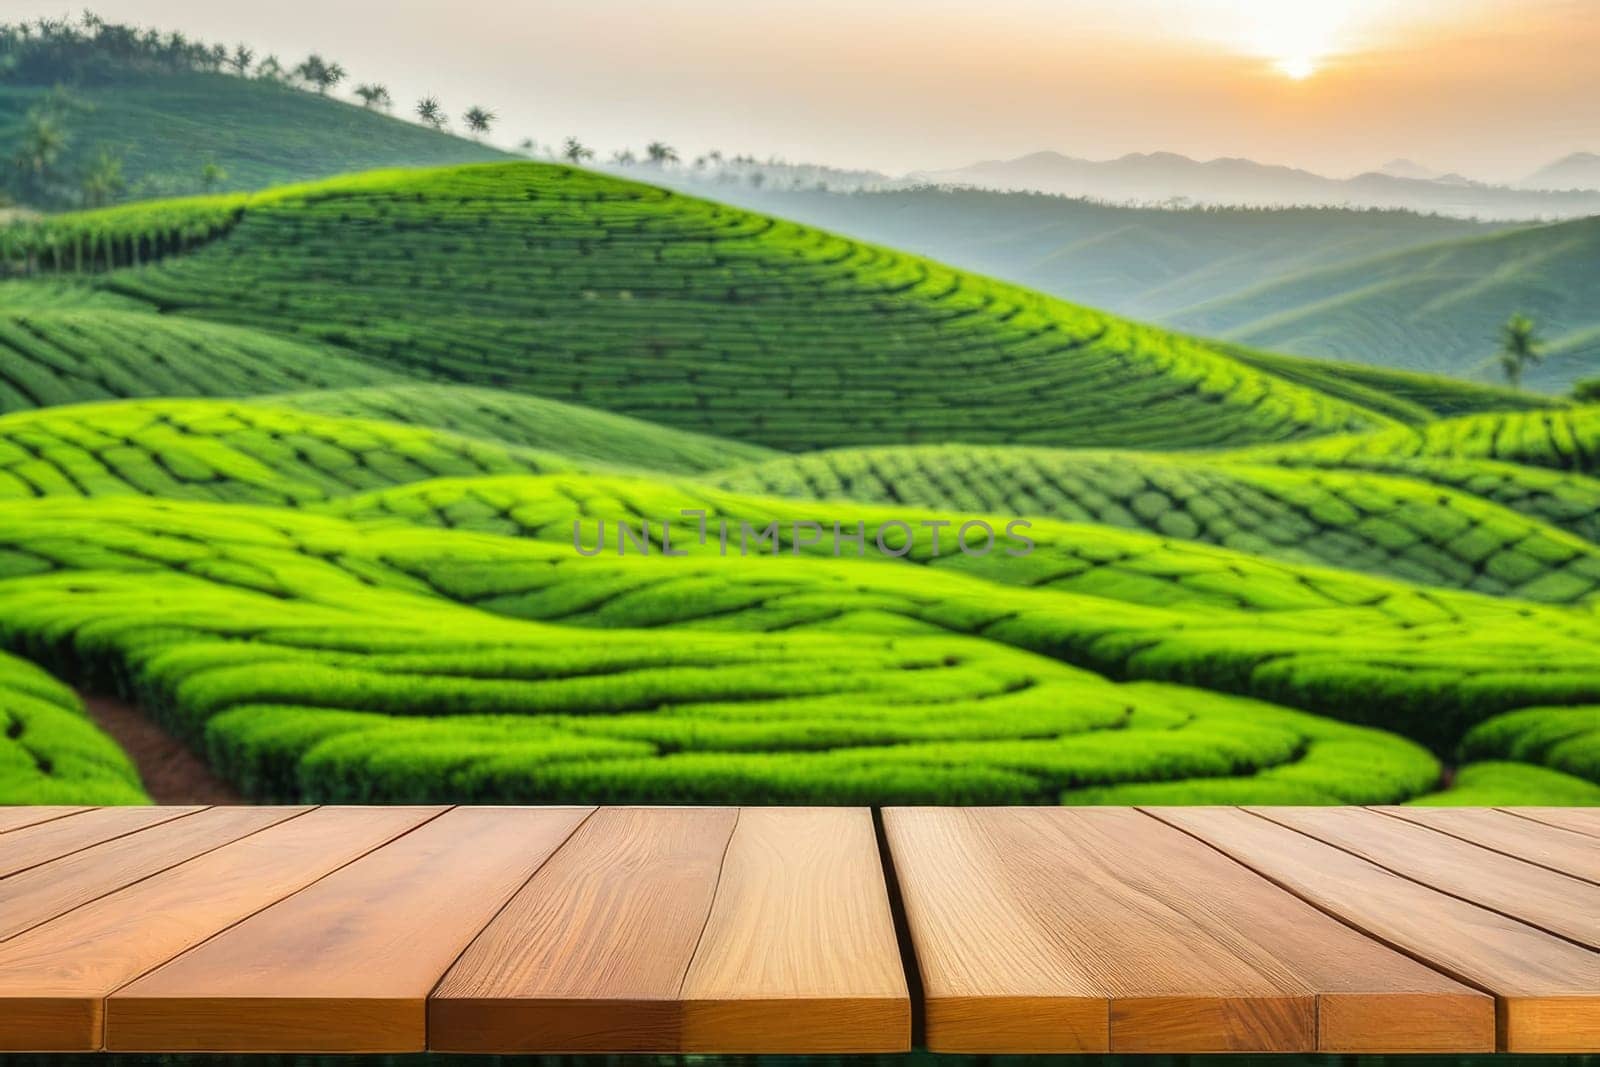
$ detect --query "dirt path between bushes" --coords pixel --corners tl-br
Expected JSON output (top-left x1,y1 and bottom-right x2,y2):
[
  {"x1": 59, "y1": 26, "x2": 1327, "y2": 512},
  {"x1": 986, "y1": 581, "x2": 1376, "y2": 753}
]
[{"x1": 83, "y1": 694, "x2": 245, "y2": 805}]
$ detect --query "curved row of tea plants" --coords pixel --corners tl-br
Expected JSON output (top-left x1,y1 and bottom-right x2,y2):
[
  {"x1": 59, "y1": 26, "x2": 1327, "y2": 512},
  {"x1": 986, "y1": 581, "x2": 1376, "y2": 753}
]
[
  {"x1": 264, "y1": 384, "x2": 773, "y2": 473},
  {"x1": 1255, "y1": 405, "x2": 1600, "y2": 475},
  {"x1": 1462, "y1": 705, "x2": 1600, "y2": 784},
  {"x1": 0, "y1": 649, "x2": 148, "y2": 804},
  {"x1": 0, "y1": 400, "x2": 571, "y2": 505},
  {"x1": 0, "y1": 307, "x2": 396, "y2": 413},
  {"x1": 42, "y1": 163, "x2": 1408, "y2": 451},
  {"x1": 9, "y1": 491, "x2": 1600, "y2": 752},
  {"x1": 0, "y1": 552, "x2": 1444, "y2": 806},
  {"x1": 712, "y1": 445, "x2": 1600, "y2": 601}
]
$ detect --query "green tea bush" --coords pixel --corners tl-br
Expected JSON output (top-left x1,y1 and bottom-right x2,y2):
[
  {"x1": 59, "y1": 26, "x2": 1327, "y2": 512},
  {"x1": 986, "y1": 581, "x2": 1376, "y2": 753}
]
[
  {"x1": 0, "y1": 307, "x2": 396, "y2": 413},
  {"x1": 0, "y1": 399, "x2": 570, "y2": 504},
  {"x1": 1462, "y1": 705, "x2": 1600, "y2": 782},
  {"x1": 0, "y1": 650, "x2": 147, "y2": 803}
]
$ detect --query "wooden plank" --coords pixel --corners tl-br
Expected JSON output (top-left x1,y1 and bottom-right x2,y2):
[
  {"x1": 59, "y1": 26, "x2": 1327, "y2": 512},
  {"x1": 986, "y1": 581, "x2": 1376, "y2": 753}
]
[
  {"x1": 430, "y1": 806, "x2": 738, "y2": 1053},
  {"x1": 883, "y1": 807, "x2": 1108, "y2": 1053},
  {"x1": 1508, "y1": 808, "x2": 1600, "y2": 839},
  {"x1": 1261, "y1": 807, "x2": 1600, "y2": 949},
  {"x1": 1157, "y1": 806, "x2": 1600, "y2": 1053},
  {"x1": 0, "y1": 807, "x2": 90, "y2": 834},
  {"x1": 678, "y1": 808, "x2": 909, "y2": 1053},
  {"x1": 0, "y1": 807, "x2": 204, "y2": 879},
  {"x1": 887, "y1": 807, "x2": 1490, "y2": 1054},
  {"x1": 108, "y1": 806, "x2": 592, "y2": 1053},
  {"x1": 0, "y1": 805, "x2": 440, "y2": 1052},
  {"x1": 0, "y1": 807, "x2": 305, "y2": 942},
  {"x1": 1380, "y1": 807, "x2": 1600, "y2": 885}
]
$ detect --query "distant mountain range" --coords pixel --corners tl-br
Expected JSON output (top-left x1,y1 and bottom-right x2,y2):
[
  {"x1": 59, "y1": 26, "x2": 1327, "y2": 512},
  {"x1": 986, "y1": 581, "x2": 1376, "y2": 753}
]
[
  {"x1": 1521, "y1": 152, "x2": 1600, "y2": 192},
  {"x1": 902, "y1": 150, "x2": 1600, "y2": 219}
]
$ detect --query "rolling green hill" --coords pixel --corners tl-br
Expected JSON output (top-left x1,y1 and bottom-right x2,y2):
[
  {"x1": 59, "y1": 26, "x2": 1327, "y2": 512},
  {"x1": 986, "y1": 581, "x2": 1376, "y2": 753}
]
[
  {"x1": 1168, "y1": 216, "x2": 1600, "y2": 392},
  {"x1": 11, "y1": 163, "x2": 1415, "y2": 451},
  {"x1": 1, "y1": 13, "x2": 508, "y2": 209},
  {"x1": 684, "y1": 184, "x2": 1506, "y2": 323}
]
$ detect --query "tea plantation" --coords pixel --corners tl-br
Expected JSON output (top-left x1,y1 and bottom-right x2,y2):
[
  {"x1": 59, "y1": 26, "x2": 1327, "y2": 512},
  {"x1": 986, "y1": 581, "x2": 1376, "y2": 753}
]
[
  {"x1": 12, "y1": 164, "x2": 1402, "y2": 450},
  {"x1": 713, "y1": 445, "x2": 1600, "y2": 600},
  {"x1": 0, "y1": 161, "x2": 1597, "y2": 807}
]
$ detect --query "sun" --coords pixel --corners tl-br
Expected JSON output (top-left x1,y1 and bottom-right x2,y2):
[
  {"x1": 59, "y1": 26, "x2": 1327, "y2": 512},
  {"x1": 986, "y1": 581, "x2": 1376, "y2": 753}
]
[
  {"x1": 1274, "y1": 55, "x2": 1317, "y2": 80},
  {"x1": 1185, "y1": 0, "x2": 1370, "y2": 82}
]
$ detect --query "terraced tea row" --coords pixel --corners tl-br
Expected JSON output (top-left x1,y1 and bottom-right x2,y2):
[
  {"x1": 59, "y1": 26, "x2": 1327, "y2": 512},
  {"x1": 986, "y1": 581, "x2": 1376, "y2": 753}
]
[
  {"x1": 1256, "y1": 405, "x2": 1600, "y2": 475},
  {"x1": 8, "y1": 492, "x2": 1600, "y2": 754},
  {"x1": 0, "y1": 650, "x2": 148, "y2": 804},
  {"x1": 25, "y1": 163, "x2": 1407, "y2": 451},
  {"x1": 264, "y1": 384, "x2": 773, "y2": 473},
  {"x1": 0, "y1": 544, "x2": 1445, "y2": 806},
  {"x1": 1463, "y1": 706, "x2": 1600, "y2": 784},
  {"x1": 0, "y1": 307, "x2": 396, "y2": 413},
  {"x1": 714, "y1": 446, "x2": 1600, "y2": 601},
  {"x1": 0, "y1": 400, "x2": 570, "y2": 505},
  {"x1": 9, "y1": 397, "x2": 1595, "y2": 606}
]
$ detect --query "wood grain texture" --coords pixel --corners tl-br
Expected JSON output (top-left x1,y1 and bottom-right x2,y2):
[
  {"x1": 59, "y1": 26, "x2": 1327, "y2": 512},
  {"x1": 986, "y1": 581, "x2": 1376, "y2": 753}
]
[
  {"x1": 888, "y1": 807, "x2": 1491, "y2": 1054},
  {"x1": 883, "y1": 807, "x2": 1108, "y2": 1053},
  {"x1": 0, "y1": 805, "x2": 439, "y2": 1051},
  {"x1": 108, "y1": 806, "x2": 591, "y2": 1053},
  {"x1": 678, "y1": 808, "x2": 909, "y2": 1052},
  {"x1": 0, "y1": 807, "x2": 304, "y2": 942},
  {"x1": 1259, "y1": 807, "x2": 1600, "y2": 949},
  {"x1": 1157, "y1": 806, "x2": 1600, "y2": 1053},
  {"x1": 0, "y1": 807, "x2": 89, "y2": 834},
  {"x1": 1508, "y1": 807, "x2": 1600, "y2": 839},
  {"x1": 0, "y1": 807, "x2": 203, "y2": 879},
  {"x1": 430, "y1": 806, "x2": 739, "y2": 1053},
  {"x1": 1380, "y1": 807, "x2": 1600, "y2": 885}
]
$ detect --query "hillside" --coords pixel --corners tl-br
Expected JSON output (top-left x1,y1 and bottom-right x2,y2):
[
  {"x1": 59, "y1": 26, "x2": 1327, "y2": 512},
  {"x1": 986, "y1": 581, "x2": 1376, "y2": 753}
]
[
  {"x1": 621, "y1": 178, "x2": 1587, "y2": 401},
  {"x1": 643, "y1": 182, "x2": 1504, "y2": 321},
  {"x1": 12, "y1": 162, "x2": 1421, "y2": 452},
  {"x1": 1168, "y1": 216, "x2": 1600, "y2": 392},
  {"x1": 0, "y1": 15, "x2": 507, "y2": 209}
]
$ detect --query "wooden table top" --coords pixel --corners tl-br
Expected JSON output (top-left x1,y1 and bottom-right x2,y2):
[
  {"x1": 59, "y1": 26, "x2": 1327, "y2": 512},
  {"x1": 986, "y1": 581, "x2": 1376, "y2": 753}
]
[{"x1": 0, "y1": 805, "x2": 1595, "y2": 1054}]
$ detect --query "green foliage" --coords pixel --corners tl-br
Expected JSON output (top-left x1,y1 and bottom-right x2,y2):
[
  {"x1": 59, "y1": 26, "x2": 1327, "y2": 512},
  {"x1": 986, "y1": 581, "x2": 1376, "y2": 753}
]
[
  {"x1": 0, "y1": 399, "x2": 572, "y2": 504},
  {"x1": 1248, "y1": 405, "x2": 1600, "y2": 476},
  {"x1": 714, "y1": 444, "x2": 1600, "y2": 601},
  {"x1": 1169, "y1": 215, "x2": 1600, "y2": 393},
  {"x1": 0, "y1": 62, "x2": 505, "y2": 208},
  {"x1": 1462, "y1": 705, "x2": 1600, "y2": 783},
  {"x1": 1408, "y1": 761, "x2": 1600, "y2": 806},
  {"x1": 77, "y1": 163, "x2": 1402, "y2": 451},
  {"x1": 264, "y1": 385, "x2": 773, "y2": 473},
  {"x1": 0, "y1": 649, "x2": 148, "y2": 803},
  {"x1": 0, "y1": 308, "x2": 397, "y2": 412}
]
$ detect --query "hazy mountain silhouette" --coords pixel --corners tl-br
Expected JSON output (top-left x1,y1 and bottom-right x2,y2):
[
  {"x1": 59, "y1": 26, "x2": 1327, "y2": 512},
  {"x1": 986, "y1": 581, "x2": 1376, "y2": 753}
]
[
  {"x1": 1521, "y1": 152, "x2": 1600, "y2": 191},
  {"x1": 908, "y1": 150, "x2": 1600, "y2": 219}
]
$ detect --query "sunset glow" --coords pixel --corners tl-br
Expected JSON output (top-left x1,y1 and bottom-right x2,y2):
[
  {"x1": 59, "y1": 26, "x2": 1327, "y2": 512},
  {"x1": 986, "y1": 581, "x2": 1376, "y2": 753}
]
[{"x1": 26, "y1": 0, "x2": 1599, "y2": 181}]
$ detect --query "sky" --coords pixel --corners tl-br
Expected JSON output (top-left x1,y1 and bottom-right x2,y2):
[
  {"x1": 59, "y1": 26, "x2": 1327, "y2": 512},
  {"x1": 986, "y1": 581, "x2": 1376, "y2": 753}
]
[{"x1": 22, "y1": 0, "x2": 1600, "y2": 181}]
